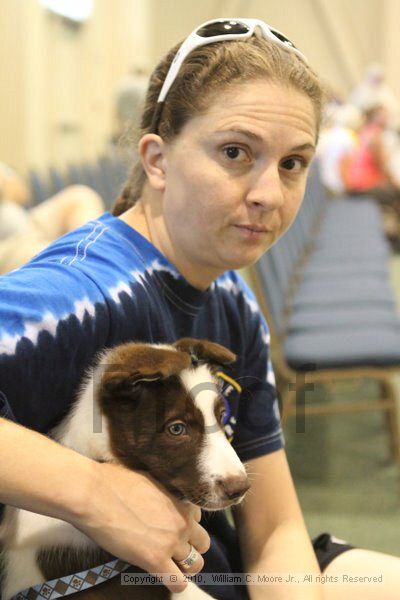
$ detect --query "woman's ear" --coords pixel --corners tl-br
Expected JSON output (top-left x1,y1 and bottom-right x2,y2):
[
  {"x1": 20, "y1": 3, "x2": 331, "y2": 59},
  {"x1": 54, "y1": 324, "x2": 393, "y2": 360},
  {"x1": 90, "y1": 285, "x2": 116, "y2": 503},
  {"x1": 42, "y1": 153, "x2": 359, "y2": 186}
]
[{"x1": 139, "y1": 134, "x2": 167, "y2": 191}]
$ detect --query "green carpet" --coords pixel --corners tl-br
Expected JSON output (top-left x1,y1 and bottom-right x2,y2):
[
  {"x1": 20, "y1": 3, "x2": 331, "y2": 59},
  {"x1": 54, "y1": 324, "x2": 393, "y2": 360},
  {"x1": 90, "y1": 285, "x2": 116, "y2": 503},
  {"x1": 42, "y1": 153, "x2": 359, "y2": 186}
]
[{"x1": 285, "y1": 387, "x2": 400, "y2": 555}]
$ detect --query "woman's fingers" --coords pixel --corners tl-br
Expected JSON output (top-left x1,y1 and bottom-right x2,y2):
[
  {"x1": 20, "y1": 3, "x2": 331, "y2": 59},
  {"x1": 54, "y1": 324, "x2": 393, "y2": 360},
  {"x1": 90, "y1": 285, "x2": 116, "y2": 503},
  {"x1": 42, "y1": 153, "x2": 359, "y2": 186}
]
[
  {"x1": 171, "y1": 517, "x2": 211, "y2": 577},
  {"x1": 161, "y1": 559, "x2": 194, "y2": 593},
  {"x1": 173, "y1": 541, "x2": 204, "y2": 574},
  {"x1": 74, "y1": 464, "x2": 211, "y2": 593},
  {"x1": 188, "y1": 520, "x2": 211, "y2": 555},
  {"x1": 171, "y1": 498, "x2": 201, "y2": 523},
  {"x1": 192, "y1": 505, "x2": 202, "y2": 523},
  {"x1": 171, "y1": 501, "x2": 209, "y2": 554}
]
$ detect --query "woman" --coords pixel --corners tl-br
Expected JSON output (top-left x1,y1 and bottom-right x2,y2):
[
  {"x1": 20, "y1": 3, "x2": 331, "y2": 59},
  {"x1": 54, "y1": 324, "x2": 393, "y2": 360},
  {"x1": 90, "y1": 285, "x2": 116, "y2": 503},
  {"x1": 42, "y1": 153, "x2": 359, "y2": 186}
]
[
  {"x1": 0, "y1": 173, "x2": 105, "y2": 274},
  {"x1": 0, "y1": 18, "x2": 399, "y2": 600},
  {"x1": 345, "y1": 105, "x2": 400, "y2": 208}
]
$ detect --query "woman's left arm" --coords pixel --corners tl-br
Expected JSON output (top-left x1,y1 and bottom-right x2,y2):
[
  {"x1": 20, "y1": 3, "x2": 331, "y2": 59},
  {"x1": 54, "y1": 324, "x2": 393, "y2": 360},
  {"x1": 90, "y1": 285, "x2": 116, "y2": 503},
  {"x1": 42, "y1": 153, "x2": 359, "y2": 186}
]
[{"x1": 232, "y1": 448, "x2": 323, "y2": 600}]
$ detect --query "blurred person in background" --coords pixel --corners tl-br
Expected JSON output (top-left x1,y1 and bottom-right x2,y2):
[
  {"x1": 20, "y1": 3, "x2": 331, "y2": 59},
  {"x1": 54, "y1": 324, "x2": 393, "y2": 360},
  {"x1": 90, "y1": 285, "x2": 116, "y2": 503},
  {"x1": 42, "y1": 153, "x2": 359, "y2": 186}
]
[
  {"x1": 382, "y1": 125, "x2": 400, "y2": 189},
  {"x1": 0, "y1": 162, "x2": 31, "y2": 240},
  {"x1": 349, "y1": 63, "x2": 400, "y2": 197},
  {"x1": 0, "y1": 162, "x2": 30, "y2": 206},
  {"x1": 344, "y1": 105, "x2": 400, "y2": 246},
  {"x1": 111, "y1": 66, "x2": 149, "y2": 150},
  {"x1": 0, "y1": 163, "x2": 104, "y2": 273},
  {"x1": 344, "y1": 105, "x2": 400, "y2": 209},
  {"x1": 317, "y1": 103, "x2": 362, "y2": 195},
  {"x1": 350, "y1": 63, "x2": 400, "y2": 126}
]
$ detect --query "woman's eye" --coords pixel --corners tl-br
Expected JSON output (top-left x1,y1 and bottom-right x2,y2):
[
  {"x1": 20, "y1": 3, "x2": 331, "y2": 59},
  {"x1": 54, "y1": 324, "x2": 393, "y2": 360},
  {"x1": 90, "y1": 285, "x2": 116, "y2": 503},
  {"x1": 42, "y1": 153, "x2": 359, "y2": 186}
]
[
  {"x1": 223, "y1": 146, "x2": 248, "y2": 161},
  {"x1": 281, "y1": 157, "x2": 306, "y2": 172},
  {"x1": 167, "y1": 422, "x2": 187, "y2": 436}
]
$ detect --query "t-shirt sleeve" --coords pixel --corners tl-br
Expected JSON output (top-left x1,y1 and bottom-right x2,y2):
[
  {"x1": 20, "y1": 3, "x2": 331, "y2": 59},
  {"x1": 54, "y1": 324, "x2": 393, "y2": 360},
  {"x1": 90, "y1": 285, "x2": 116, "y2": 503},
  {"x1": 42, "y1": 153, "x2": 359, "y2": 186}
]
[
  {"x1": 230, "y1": 275, "x2": 284, "y2": 462},
  {"x1": 0, "y1": 262, "x2": 110, "y2": 433}
]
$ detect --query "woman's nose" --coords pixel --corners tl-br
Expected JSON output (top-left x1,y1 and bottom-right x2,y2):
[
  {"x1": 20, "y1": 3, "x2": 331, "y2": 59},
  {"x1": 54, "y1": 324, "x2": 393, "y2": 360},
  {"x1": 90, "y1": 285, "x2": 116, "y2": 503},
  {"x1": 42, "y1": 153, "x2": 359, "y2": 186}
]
[{"x1": 245, "y1": 167, "x2": 284, "y2": 210}]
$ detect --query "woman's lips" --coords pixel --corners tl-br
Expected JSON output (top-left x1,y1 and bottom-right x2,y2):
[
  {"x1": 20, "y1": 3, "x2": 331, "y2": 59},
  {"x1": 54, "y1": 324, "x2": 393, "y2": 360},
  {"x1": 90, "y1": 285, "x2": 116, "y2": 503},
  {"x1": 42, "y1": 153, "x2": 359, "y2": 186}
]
[
  {"x1": 234, "y1": 224, "x2": 272, "y2": 239},
  {"x1": 237, "y1": 224, "x2": 269, "y2": 232}
]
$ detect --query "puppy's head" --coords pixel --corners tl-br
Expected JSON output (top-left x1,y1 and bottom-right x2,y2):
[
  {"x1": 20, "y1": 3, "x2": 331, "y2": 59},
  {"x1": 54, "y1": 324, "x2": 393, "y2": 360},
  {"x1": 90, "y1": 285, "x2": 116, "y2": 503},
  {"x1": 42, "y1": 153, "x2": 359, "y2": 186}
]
[{"x1": 98, "y1": 338, "x2": 250, "y2": 510}]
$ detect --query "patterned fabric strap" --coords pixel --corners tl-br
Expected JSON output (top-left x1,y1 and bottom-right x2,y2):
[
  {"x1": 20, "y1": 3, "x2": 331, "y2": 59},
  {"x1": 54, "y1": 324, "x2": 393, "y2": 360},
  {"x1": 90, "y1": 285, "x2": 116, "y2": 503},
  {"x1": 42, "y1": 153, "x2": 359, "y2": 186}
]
[{"x1": 11, "y1": 558, "x2": 131, "y2": 599}]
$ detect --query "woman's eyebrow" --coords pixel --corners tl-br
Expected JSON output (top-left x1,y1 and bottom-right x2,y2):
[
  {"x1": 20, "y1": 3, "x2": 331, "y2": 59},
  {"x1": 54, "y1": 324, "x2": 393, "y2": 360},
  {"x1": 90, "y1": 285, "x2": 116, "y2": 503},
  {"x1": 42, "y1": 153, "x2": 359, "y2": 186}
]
[
  {"x1": 214, "y1": 127, "x2": 263, "y2": 142},
  {"x1": 291, "y1": 143, "x2": 316, "y2": 153},
  {"x1": 214, "y1": 129, "x2": 316, "y2": 153}
]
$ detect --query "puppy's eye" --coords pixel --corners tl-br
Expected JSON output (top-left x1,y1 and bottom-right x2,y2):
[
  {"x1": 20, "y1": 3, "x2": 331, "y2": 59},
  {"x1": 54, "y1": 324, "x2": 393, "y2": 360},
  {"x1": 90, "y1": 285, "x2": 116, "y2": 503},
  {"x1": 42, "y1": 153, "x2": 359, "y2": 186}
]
[{"x1": 167, "y1": 422, "x2": 187, "y2": 436}]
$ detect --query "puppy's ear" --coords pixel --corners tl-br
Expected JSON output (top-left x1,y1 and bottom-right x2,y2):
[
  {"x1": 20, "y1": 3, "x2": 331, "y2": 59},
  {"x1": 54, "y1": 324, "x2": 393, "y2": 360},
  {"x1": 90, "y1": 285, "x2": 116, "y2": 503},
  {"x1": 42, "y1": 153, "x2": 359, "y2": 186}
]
[
  {"x1": 101, "y1": 372, "x2": 161, "y2": 395},
  {"x1": 101, "y1": 343, "x2": 192, "y2": 393},
  {"x1": 173, "y1": 338, "x2": 236, "y2": 368}
]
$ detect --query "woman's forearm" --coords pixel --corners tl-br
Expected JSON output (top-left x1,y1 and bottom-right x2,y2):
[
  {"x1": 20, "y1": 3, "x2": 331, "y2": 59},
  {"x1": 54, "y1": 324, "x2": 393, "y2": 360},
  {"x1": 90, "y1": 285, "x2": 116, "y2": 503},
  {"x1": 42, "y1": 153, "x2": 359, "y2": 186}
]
[
  {"x1": 245, "y1": 521, "x2": 323, "y2": 600},
  {"x1": 0, "y1": 417, "x2": 96, "y2": 523},
  {"x1": 0, "y1": 417, "x2": 209, "y2": 594}
]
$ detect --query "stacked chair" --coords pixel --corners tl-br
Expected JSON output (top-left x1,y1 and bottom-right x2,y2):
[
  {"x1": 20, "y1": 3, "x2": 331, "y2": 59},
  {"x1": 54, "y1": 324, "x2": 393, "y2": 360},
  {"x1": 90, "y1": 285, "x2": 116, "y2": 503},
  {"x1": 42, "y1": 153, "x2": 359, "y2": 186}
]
[
  {"x1": 248, "y1": 163, "x2": 400, "y2": 464},
  {"x1": 28, "y1": 153, "x2": 130, "y2": 210}
]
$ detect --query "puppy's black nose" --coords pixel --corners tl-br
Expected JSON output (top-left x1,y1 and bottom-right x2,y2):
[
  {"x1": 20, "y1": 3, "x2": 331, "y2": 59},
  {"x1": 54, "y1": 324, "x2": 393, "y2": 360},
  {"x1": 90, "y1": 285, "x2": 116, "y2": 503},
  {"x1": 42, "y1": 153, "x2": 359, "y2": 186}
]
[{"x1": 216, "y1": 476, "x2": 250, "y2": 500}]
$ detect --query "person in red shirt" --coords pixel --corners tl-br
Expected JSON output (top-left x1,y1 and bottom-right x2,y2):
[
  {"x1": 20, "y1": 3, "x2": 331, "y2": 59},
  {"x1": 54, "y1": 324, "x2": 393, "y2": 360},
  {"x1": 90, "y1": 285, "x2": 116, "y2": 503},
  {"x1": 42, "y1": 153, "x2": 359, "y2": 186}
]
[{"x1": 345, "y1": 106, "x2": 400, "y2": 203}]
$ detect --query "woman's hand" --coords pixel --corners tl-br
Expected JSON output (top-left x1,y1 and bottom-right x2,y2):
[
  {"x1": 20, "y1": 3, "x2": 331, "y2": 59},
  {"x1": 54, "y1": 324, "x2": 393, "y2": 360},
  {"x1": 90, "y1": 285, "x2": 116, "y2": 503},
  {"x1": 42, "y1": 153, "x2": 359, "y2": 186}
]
[
  {"x1": 72, "y1": 461, "x2": 210, "y2": 593},
  {"x1": 0, "y1": 420, "x2": 209, "y2": 593}
]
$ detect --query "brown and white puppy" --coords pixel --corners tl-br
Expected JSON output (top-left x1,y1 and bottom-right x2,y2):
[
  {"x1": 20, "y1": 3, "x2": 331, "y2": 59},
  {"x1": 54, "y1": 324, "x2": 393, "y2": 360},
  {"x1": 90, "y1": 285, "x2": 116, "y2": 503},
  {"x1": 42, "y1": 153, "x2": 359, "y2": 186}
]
[{"x1": 0, "y1": 338, "x2": 250, "y2": 599}]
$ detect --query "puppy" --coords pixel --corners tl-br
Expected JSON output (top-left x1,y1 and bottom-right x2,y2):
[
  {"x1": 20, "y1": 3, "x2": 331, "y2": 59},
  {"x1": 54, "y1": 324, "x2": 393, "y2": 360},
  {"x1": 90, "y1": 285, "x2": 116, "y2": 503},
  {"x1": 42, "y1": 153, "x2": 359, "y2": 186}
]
[{"x1": 0, "y1": 338, "x2": 250, "y2": 599}]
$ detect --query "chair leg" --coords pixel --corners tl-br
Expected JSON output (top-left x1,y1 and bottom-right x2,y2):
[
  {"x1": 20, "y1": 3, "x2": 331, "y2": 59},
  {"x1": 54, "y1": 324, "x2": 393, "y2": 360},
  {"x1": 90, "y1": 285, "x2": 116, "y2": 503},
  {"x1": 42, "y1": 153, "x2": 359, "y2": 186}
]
[
  {"x1": 277, "y1": 374, "x2": 298, "y2": 423},
  {"x1": 379, "y1": 379, "x2": 400, "y2": 464}
]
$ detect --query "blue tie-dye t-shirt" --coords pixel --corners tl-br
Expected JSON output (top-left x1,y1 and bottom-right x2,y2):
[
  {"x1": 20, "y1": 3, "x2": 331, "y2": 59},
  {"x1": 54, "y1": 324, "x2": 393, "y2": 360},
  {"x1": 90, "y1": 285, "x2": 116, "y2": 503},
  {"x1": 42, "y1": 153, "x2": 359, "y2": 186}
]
[
  {"x1": 0, "y1": 212, "x2": 283, "y2": 455},
  {"x1": 0, "y1": 212, "x2": 283, "y2": 598}
]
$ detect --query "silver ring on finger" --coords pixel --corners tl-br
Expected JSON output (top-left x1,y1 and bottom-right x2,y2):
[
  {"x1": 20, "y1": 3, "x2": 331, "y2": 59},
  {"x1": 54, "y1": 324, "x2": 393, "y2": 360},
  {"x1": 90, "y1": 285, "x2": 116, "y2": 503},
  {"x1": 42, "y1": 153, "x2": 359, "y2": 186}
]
[{"x1": 176, "y1": 544, "x2": 199, "y2": 568}]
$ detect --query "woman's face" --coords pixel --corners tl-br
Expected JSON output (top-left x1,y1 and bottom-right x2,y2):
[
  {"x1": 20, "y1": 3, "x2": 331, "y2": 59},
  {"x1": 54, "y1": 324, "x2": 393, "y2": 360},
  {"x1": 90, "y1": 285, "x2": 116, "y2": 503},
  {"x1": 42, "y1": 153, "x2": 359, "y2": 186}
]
[{"x1": 153, "y1": 80, "x2": 317, "y2": 289}]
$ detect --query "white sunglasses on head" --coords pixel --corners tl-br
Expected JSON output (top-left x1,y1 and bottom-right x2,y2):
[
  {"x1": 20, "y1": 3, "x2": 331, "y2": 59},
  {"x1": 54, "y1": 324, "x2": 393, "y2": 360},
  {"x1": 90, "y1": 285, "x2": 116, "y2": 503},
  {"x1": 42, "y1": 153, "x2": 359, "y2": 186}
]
[{"x1": 150, "y1": 18, "x2": 308, "y2": 133}]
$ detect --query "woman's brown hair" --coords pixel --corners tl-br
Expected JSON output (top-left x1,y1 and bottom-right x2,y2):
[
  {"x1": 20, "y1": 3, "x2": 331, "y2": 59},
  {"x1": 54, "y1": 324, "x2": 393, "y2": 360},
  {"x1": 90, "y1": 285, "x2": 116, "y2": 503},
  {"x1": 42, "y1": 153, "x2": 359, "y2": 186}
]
[{"x1": 112, "y1": 35, "x2": 323, "y2": 216}]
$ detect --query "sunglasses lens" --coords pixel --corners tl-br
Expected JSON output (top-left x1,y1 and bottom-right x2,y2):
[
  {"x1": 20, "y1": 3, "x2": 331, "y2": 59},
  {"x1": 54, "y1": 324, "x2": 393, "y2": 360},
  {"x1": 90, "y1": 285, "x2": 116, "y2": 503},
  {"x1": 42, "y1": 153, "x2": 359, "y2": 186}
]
[
  {"x1": 196, "y1": 20, "x2": 250, "y2": 38},
  {"x1": 270, "y1": 28, "x2": 297, "y2": 49}
]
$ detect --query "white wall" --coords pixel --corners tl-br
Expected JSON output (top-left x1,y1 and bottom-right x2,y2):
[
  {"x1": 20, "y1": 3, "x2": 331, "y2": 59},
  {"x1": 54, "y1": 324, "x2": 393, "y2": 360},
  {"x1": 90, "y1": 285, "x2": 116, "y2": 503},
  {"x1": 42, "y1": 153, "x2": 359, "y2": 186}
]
[
  {"x1": 0, "y1": 0, "x2": 150, "y2": 174},
  {"x1": 0, "y1": 0, "x2": 396, "y2": 177},
  {"x1": 382, "y1": 0, "x2": 400, "y2": 99},
  {"x1": 0, "y1": 0, "x2": 28, "y2": 172},
  {"x1": 148, "y1": 0, "x2": 383, "y2": 95}
]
